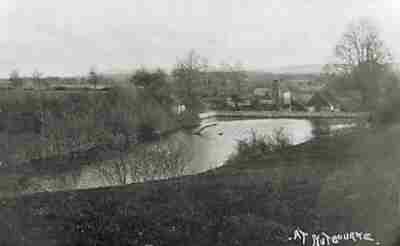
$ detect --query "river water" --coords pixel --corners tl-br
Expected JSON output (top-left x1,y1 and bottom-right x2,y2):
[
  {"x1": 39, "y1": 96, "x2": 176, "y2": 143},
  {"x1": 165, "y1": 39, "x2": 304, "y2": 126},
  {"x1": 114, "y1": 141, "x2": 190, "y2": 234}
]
[
  {"x1": 166, "y1": 118, "x2": 314, "y2": 174},
  {"x1": 21, "y1": 117, "x2": 362, "y2": 194}
]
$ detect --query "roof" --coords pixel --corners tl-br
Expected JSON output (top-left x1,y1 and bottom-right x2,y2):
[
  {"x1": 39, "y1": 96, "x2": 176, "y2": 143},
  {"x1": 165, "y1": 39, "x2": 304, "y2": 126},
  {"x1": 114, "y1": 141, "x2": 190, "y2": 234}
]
[
  {"x1": 306, "y1": 90, "x2": 340, "y2": 107},
  {"x1": 253, "y1": 88, "x2": 271, "y2": 97},
  {"x1": 294, "y1": 93, "x2": 313, "y2": 104}
]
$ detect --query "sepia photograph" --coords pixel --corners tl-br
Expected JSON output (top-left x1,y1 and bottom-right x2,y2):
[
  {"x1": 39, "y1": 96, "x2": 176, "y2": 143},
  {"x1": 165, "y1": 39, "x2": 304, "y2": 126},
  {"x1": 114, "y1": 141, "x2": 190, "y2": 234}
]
[{"x1": 0, "y1": 0, "x2": 400, "y2": 245}]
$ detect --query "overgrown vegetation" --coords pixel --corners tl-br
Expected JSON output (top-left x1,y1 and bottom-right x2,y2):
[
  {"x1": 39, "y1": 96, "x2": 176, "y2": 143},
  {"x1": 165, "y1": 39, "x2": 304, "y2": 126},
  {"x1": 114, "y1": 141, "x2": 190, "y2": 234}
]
[
  {"x1": 228, "y1": 127, "x2": 292, "y2": 163},
  {"x1": 6, "y1": 85, "x2": 182, "y2": 162},
  {"x1": 2, "y1": 53, "x2": 212, "y2": 163},
  {"x1": 171, "y1": 50, "x2": 209, "y2": 113},
  {"x1": 97, "y1": 141, "x2": 191, "y2": 186}
]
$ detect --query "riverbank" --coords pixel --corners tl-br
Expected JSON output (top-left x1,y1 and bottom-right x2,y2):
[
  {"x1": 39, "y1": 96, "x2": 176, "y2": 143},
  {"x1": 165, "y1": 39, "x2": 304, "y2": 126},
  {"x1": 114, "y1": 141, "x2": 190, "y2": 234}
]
[
  {"x1": 0, "y1": 125, "x2": 194, "y2": 198},
  {"x1": 0, "y1": 124, "x2": 399, "y2": 246},
  {"x1": 199, "y1": 110, "x2": 370, "y2": 120}
]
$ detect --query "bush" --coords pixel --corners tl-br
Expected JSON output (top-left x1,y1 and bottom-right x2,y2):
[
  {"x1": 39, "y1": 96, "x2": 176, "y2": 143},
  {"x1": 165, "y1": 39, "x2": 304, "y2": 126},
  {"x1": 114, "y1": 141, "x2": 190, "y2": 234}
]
[
  {"x1": 97, "y1": 141, "x2": 190, "y2": 186},
  {"x1": 230, "y1": 128, "x2": 292, "y2": 162}
]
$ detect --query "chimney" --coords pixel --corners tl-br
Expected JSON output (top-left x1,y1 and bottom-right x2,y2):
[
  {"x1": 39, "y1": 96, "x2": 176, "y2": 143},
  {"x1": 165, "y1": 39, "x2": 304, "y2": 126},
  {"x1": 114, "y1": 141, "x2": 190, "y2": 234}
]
[{"x1": 272, "y1": 79, "x2": 281, "y2": 110}]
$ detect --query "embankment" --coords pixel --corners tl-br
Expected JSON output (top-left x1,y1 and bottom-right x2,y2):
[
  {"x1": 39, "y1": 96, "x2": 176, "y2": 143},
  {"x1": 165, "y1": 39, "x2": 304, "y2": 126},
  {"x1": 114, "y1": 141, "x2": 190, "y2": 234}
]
[
  {"x1": 0, "y1": 123, "x2": 399, "y2": 245},
  {"x1": 199, "y1": 110, "x2": 370, "y2": 120}
]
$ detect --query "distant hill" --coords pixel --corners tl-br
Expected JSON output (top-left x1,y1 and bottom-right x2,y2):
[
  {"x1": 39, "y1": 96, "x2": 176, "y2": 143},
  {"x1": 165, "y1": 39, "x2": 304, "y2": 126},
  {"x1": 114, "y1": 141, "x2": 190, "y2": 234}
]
[
  {"x1": 245, "y1": 70, "x2": 320, "y2": 84},
  {"x1": 268, "y1": 64, "x2": 324, "y2": 75},
  {"x1": 269, "y1": 63, "x2": 400, "y2": 75}
]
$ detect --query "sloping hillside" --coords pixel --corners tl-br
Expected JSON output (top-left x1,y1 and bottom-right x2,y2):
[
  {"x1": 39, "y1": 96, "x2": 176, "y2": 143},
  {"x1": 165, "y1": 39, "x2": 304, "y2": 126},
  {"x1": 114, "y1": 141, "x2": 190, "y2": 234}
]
[{"x1": 0, "y1": 124, "x2": 399, "y2": 245}]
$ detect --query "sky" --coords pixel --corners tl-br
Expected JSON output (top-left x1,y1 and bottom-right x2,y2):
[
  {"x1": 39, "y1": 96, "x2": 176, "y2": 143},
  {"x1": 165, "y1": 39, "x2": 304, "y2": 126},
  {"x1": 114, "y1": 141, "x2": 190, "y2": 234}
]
[{"x1": 1, "y1": 0, "x2": 400, "y2": 77}]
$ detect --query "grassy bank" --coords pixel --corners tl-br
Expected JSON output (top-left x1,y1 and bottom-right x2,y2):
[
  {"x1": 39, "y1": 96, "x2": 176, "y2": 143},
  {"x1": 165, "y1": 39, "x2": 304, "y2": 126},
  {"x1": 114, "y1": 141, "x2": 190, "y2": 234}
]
[{"x1": 0, "y1": 125, "x2": 399, "y2": 245}]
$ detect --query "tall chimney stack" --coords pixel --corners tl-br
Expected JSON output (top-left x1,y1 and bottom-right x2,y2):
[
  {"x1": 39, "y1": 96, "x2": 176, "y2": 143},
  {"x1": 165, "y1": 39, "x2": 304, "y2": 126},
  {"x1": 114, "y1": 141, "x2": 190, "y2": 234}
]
[{"x1": 272, "y1": 79, "x2": 281, "y2": 110}]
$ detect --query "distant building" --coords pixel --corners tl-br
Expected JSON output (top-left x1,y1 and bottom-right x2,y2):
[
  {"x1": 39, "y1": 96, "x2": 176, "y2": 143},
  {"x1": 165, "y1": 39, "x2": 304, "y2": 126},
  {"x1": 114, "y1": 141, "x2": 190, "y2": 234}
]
[
  {"x1": 306, "y1": 91, "x2": 341, "y2": 112},
  {"x1": 282, "y1": 91, "x2": 292, "y2": 106},
  {"x1": 237, "y1": 98, "x2": 252, "y2": 108},
  {"x1": 252, "y1": 87, "x2": 273, "y2": 107},
  {"x1": 253, "y1": 88, "x2": 271, "y2": 98},
  {"x1": 281, "y1": 90, "x2": 292, "y2": 111},
  {"x1": 177, "y1": 104, "x2": 186, "y2": 114},
  {"x1": 170, "y1": 102, "x2": 187, "y2": 115},
  {"x1": 258, "y1": 99, "x2": 274, "y2": 105},
  {"x1": 252, "y1": 79, "x2": 294, "y2": 110},
  {"x1": 272, "y1": 79, "x2": 281, "y2": 109},
  {"x1": 226, "y1": 97, "x2": 236, "y2": 108}
]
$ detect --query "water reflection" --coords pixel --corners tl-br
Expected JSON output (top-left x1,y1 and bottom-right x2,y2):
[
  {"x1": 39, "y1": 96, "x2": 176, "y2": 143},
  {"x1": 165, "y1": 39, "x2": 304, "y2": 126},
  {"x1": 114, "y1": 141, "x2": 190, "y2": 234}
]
[
  {"x1": 310, "y1": 118, "x2": 362, "y2": 138},
  {"x1": 78, "y1": 141, "x2": 191, "y2": 189},
  {"x1": 166, "y1": 119, "x2": 314, "y2": 174}
]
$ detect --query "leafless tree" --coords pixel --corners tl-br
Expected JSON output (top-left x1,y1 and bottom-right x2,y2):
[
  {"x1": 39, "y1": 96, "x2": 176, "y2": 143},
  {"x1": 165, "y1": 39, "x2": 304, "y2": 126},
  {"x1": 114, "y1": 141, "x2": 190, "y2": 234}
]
[
  {"x1": 32, "y1": 69, "x2": 45, "y2": 90},
  {"x1": 9, "y1": 69, "x2": 23, "y2": 88},
  {"x1": 31, "y1": 69, "x2": 48, "y2": 142},
  {"x1": 335, "y1": 18, "x2": 391, "y2": 70},
  {"x1": 172, "y1": 49, "x2": 208, "y2": 112},
  {"x1": 97, "y1": 142, "x2": 190, "y2": 186},
  {"x1": 88, "y1": 67, "x2": 99, "y2": 89},
  {"x1": 333, "y1": 18, "x2": 393, "y2": 108},
  {"x1": 220, "y1": 61, "x2": 248, "y2": 95}
]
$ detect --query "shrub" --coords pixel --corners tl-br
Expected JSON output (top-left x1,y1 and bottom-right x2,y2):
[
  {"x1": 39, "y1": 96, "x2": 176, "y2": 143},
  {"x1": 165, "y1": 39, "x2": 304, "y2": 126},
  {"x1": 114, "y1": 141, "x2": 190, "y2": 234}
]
[
  {"x1": 97, "y1": 141, "x2": 190, "y2": 186},
  {"x1": 231, "y1": 128, "x2": 292, "y2": 162}
]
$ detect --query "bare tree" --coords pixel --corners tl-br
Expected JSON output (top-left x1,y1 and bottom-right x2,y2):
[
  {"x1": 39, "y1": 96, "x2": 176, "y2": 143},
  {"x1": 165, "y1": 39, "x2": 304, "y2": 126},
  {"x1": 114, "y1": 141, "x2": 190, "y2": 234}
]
[
  {"x1": 9, "y1": 69, "x2": 23, "y2": 88},
  {"x1": 97, "y1": 142, "x2": 190, "y2": 186},
  {"x1": 333, "y1": 18, "x2": 393, "y2": 109},
  {"x1": 32, "y1": 69, "x2": 47, "y2": 140},
  {"x1": 172, "y1": 49, "x2": 208, "y2": 112},
  {"x1": 218, "y1": 61, "x2": 248, "y2": 109},
  {"x1": 220, "y1": 61, "x2": 248, "y2": 95},
  {"x1": 32, "y1": 69, "x2": 45, "y2": 90},
  {"x1": 88, "y1": 67, "x2": 99, "y2": 89}
]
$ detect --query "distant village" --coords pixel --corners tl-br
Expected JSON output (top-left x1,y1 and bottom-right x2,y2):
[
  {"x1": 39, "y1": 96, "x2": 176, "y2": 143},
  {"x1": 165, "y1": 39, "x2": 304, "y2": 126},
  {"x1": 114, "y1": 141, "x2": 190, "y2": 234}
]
[
  {"x1": 0, "y1": 71, "x2": 358, "y2": 116},
  {"x1": 210, "y1": 79, "x2": 347, "y2": 113}
]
